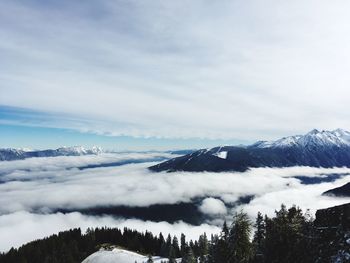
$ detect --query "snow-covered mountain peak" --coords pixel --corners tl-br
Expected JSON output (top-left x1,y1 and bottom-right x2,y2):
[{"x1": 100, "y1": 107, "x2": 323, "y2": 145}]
[
  {"x1": 56, "y1": 146, "x2": 103, "y2": 155},
  {"x1": 57, "y1": 146, "x2": 85, "y2": 153},
  {"x1": 150, "y1": 128, "x2": 350, "y2": 172},
  {"x1": 300, "y1": 129, "x2": 350, "y2": 147},
  {"x1": 333, "y1": 128, "x2": 350, "y2": 141},
  {"x1": 0, "y1": 146, "x2": 104, "y2": 161},
  {"x1": 333, "y1": 128, "x2": 349, "y2": 134},
  {"x1": 307, "y1": 128, "x2": 320, "y2": 135},
  {"x1": 254, "y1": 129, "x2": 350, "y2": 149},
  {"x1": 91, "y1": 146, "x2": 103, "y2": 154},
  {"x1": 252, "y1": 135, "x2": 300, "y2": 148}
]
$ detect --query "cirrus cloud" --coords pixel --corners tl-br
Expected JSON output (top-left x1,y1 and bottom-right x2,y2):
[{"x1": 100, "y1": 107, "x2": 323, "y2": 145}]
[{"x1": 1, "y1": 0, "x2": 350, "y2": 139}]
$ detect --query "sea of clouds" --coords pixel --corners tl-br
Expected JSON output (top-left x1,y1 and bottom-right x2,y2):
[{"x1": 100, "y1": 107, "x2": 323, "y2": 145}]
[{"x1": 1, "y1": 152, "x2": 350, "y2": 252}]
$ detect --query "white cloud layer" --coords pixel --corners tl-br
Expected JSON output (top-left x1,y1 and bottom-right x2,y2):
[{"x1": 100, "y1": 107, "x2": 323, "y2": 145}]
[
  {"x1": 0, "y1": 211, "x2": 220, "y2": 252},
  {"x1": 1, "y1": 0, "x2": 350, "y2": 139},
  {"x1": 199, "y1": 198, "x2": 227, "y2": 215},
  {"x1": 1, "y1": 155, "x2": 350, "y2": 214},
  {"x1": 1, "y1": 153, "x2": 350, "y2": 252}
]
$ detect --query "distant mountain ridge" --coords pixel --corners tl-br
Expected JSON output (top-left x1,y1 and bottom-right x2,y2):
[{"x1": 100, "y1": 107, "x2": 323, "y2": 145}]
[
  {"x1": 149, "y1": 129, "x2": 350, "y2": 172},
  {"x1": 323, "y1": 182, "x2": 350, "y2": 197},
  {"x1": 0, "y1": 146, "x2": 103, "y2": 161},
  {"x1": 253, "y1": 128, "x2": 350, "y2": 149}
]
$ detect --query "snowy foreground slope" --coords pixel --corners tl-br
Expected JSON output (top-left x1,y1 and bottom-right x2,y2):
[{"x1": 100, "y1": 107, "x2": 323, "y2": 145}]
[{"x1": 82, "y1": 248, "x2": 180, "y2": 263}]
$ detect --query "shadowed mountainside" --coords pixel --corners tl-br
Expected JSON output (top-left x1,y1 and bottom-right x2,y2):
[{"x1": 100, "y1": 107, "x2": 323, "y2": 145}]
[{"x1": 150, "y1": 129, "x2": 350, "y2": 172}]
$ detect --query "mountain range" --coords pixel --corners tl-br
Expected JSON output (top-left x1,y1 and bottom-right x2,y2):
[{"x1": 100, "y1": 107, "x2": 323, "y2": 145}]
[
  {"x1": 323, "y1": 182, "x2": 350, "y2": 197},
  {"x1": 149, "y1": 129, "x2": 350, "y2": 172},
  {"x1": 0, "y1": 146, "x2": 103, "y2": 161}
]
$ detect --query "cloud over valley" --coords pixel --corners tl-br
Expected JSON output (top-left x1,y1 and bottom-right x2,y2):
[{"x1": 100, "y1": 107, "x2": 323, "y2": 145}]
[{"x1": 1, "y1": 153, "x2": 350, "y2": 251}]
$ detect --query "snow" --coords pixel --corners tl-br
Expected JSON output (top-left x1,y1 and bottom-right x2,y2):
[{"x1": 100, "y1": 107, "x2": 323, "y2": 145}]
[
  {"x1": 333, "y1": 128, "x2": 350, "y2": 142},
  {"x1": 17, "y1": 148, "x2": 33, "y2": 152},
  {"x1": 211, "y1": 146, "x2": 228, "y2": 160},
  {"x1": 254, "y1": 129, "x2": 350, "y2": 149},
  {"x1": 0, "y1": 146, "x2": 103, "y2": 161},
  {"x1": 213, "y1": 151, "x2": 228, "y2": 159},
  {"x1": 82, "y1": 248, "x2": 180, "y2": 263},
  {"x1": 57, "y1": 146, "x2": 103, "y2": 155}
]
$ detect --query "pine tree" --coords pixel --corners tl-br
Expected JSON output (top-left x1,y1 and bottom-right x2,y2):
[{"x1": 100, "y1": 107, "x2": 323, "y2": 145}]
[
  {"x1": 172, "y1": 236, "x2": 181, "y2": 258},
  {"x1": 221, "y1": 221, "x2": 229, "y2": 241},
  {"x1": 159, "y1": 233, "x2": 166, "y2": 256},
  {"x1": 182, "y1": 247, "x2": 196, "y2": 263},
  {"x1": 207, "y1": 234, "x2": 219, "y2": 263},
  {"x1": 252, "y1": 212, "x2": 265, "y2": 262},
  {"x1": 198, "y1": 233, "x2": 208, "y2": 263},
  {"x1": 168, "y1": 245, "x2": 177, "y2": 263},
  {"x1": 180, "y1": 233, "x2": 187, "y2": 257},
  {"x1": 213, "y1": 221, "x2": 231, "y2": 263},
  {"x1": 264, "y1": 205, "x2": 314, "y2": 263},
  {"x1": 227, "y1": 211, "x2": 252, "y2": 263},
  {"x1": 165, "y1": 234, "x2": 172, "y2": 258},
  {"x1": 147, "y1": 255, "x2": 153, "y2": 263}
]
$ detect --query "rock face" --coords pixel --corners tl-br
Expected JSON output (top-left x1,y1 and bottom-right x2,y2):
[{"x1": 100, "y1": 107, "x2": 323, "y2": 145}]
[
  {"x1": 314, "y1": 203, "x2": 350, "y2": 262},
  {"x1": 315, "y1": 203, "x2": 350, "y2": 229},
  {"x1": 323, "y1": 182, "x2": 350, "y2": 197},
  {"x1": 149, "y1": 129, "x2": 350, "y2": 172}
]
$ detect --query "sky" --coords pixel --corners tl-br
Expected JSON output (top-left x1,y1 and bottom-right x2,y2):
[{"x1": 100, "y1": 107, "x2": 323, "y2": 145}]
[{"x1": 1, "y1": 0, "x2": 350, "y2": 150}]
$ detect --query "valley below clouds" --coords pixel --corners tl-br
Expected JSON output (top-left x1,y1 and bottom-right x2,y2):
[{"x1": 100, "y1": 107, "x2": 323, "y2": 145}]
[{"x1": 1, "y1": 152, "x2": 350, "y2": 252}]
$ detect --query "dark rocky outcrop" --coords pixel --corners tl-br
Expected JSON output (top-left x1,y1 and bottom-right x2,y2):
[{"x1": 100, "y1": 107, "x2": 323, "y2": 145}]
[
  {"x1": 323, "y1": 182, "x2": 350, "y2": 197},
  {"x1": 314, "y1": 203, "x2": 350, "y2": 262}
]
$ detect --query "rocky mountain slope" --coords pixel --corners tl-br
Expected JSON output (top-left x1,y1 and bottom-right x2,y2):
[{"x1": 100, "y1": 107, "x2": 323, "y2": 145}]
[
  {"x1": 323, "y1": 182, "x2": 350, "y2": 197},
  {"x1": 150, "y1": 129, "x2": 350, "y2": 172}
]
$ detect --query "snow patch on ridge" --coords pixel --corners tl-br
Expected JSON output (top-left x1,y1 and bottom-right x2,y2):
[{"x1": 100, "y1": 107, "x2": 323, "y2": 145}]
[
  {"x1": 213, "y1": 151, "x2": 228, "y2": 159},
  {"x1": 212, "y1": 146, "x2": 228, "y2": 159}
]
